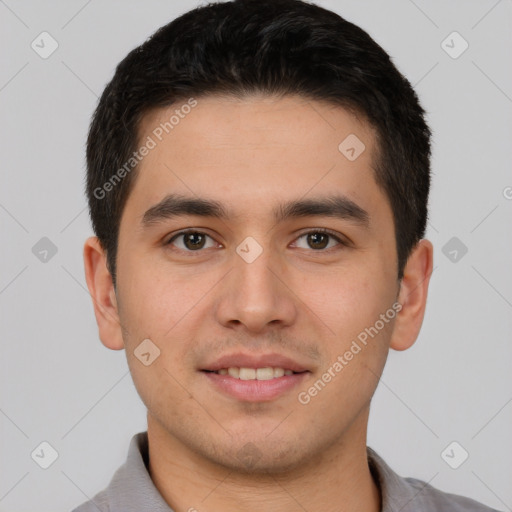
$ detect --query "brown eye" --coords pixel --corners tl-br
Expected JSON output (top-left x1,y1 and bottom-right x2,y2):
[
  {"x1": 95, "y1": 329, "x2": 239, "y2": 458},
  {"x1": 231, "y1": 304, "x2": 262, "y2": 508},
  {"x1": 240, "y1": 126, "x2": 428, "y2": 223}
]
[
  {"x1": 293, "y1": 230, "x2": 343, "y2": 251},
  {"x1": 182, "y1": 232, "x2": 206, "y2": 250},
  {"x1": 307, "y1": 232, "x2": 330, "y2": 250},
  {"x1": 167, "y1": 231, "x2": 216, "y2": 252}
]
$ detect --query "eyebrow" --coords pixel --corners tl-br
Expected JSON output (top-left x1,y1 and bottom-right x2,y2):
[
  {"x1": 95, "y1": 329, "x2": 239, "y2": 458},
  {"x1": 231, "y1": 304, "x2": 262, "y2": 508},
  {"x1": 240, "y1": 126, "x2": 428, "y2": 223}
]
[{"x1": 141, "y1": 193, "x2": 369, "y2": 227}]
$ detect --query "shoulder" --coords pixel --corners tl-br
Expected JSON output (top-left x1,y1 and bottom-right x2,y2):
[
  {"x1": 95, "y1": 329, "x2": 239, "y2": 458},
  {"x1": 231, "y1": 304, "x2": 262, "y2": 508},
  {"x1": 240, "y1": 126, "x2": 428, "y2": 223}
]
[
  {"x1": 70, "y1": 489, "x2": 110, "y2": 512},
  {"x1": 367, "y1": 446, "x2": 502, "y2": 512},
  {"x1": 404, "y1": 475, "x2": 502, "y2": 512},
  {"x1": 69, "y1": 431, "x2": 172, "y2": 512}
]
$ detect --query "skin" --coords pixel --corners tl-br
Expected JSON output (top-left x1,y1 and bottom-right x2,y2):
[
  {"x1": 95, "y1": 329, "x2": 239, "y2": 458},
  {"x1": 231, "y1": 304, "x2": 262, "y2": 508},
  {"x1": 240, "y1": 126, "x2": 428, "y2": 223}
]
[{"x1": 84, "y1": 95, "x2": 433, "y2": 512}]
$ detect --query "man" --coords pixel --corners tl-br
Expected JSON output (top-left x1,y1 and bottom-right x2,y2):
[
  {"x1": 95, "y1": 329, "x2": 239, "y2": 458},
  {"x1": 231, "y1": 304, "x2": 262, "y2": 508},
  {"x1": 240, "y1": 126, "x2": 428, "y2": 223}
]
[{"x1": 76, "y1": 0, "x2": 499, "y2": 510}]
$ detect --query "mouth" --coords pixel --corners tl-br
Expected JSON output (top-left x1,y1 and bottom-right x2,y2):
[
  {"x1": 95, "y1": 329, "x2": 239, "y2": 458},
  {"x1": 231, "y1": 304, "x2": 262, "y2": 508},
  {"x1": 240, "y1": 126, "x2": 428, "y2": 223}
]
[
  {"x1": 199, "y1": 352, "x2": 312, "y2": 401},
  {"x1": 202, "y1": 367, "x2": 307, "y2": 380}
]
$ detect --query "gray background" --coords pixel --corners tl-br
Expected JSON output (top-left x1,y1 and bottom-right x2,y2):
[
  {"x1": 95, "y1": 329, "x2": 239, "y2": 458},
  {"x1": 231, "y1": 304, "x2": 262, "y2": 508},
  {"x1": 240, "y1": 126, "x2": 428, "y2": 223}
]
[{"x1": 1, "y1": 1, "x2": 511, "y2": 511}]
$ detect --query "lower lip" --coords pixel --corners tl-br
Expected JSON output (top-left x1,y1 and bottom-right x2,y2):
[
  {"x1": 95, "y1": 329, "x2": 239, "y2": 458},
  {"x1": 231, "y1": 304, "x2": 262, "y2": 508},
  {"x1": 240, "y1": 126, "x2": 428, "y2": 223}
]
[{"x1": 202, "y1": 371, "x2": 309, "y2": 402}]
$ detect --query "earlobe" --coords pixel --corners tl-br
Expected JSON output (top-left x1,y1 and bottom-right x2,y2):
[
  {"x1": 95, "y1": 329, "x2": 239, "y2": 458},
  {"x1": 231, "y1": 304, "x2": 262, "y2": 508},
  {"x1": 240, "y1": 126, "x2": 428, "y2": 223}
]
[
  {"x1": 83, "y1": 236, "x2": 125, "y2": 350},
  {"x1": 389, "y1": 239, "x2": 434, "y2": 352}
]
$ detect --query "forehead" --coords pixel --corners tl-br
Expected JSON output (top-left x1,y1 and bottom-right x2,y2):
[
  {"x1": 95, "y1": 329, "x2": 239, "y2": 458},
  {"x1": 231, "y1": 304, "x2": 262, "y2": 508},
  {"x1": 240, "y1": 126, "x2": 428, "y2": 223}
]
[
  {"x1": 139, "y1": 94, "x2": 374, "y2": 163},
  {"x1": 125, "y1": 95, "x2": 387, "y2": 224}
]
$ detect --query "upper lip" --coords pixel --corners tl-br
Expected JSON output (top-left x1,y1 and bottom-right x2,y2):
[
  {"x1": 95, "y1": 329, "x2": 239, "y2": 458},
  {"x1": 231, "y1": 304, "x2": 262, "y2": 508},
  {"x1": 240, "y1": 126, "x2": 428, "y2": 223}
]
[{"x1": 201, "y1": 352, "x2": 310, "y2": 373}]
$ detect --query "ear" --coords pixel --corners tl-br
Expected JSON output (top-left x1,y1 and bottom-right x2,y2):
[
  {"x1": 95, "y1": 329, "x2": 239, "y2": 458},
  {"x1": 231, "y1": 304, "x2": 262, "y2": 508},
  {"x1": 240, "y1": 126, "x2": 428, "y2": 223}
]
[
  {"x1": 83, "y1": 236, "x2": 124, "y2": 350},
  {"x1": 390, "y1": 239, "x2": 433, "y2": 351}
]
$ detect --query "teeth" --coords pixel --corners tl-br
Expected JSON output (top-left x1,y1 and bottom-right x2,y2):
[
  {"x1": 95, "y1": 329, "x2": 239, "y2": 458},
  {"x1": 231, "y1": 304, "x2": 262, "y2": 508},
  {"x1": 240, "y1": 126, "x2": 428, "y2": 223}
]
[
  {"x1": 274, "y1": 367, "x2": 285, "y2": 378},
  {"x1": 256, "y1": 367, "x2": 274, "y2": 380},
  {"x1": 215, "y1": 367, "x2": 296, "y2": 380},
  {"x1": 256, "y1": 368, "x2": 274, "y2": 380},
  {"x1": 227, "y1": 367, "x2": 239, "y2": 378},
  {"x1": 239, "y1": 368, "x2": 256, "y2": 380}
]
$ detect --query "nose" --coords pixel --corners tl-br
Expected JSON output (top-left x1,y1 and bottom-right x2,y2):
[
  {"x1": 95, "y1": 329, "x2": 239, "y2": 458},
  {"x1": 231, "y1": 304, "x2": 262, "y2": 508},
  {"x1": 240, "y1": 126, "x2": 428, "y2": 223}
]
[{"x1": 213, "y1": 242, "x2": 298, "y2": 334}]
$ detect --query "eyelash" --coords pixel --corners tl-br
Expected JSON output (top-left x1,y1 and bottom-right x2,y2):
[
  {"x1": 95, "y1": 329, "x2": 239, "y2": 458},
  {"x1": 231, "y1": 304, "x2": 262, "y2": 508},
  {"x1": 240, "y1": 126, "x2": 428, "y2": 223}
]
[{"x1": 165, "y1": 228, "x2": 347, "y2": 255}]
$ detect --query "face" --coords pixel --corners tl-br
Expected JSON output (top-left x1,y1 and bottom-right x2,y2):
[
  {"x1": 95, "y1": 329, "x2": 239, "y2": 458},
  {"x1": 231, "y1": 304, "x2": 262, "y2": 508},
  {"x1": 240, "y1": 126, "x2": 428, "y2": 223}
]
[{"x1": 89, "y1": 95, "x2": 425, "y2": 474}]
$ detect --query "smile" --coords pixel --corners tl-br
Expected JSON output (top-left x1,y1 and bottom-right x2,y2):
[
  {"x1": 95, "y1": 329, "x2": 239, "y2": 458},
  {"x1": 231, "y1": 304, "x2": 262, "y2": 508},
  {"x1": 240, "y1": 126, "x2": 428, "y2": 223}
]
[{"x1": 206, "y1": 367, "x2": 301, "y2": 380}]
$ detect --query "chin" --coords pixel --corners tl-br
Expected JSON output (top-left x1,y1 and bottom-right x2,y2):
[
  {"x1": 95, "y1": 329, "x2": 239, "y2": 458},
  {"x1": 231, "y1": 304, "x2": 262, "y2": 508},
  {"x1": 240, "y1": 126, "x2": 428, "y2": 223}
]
[{"x1": 205, "y1": 436, "x2": 311, "y2": 476}]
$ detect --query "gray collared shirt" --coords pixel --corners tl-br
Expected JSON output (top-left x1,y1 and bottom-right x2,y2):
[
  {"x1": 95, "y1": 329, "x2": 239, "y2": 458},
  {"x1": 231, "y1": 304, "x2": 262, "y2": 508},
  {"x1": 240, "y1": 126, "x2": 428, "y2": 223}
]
[{"x1": 72, "y1": 431, "x2": 501, "y2": 512}]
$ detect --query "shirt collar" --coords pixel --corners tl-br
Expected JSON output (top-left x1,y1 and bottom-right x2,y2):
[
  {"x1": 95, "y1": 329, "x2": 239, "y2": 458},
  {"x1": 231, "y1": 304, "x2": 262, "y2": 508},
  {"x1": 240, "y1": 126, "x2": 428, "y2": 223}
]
[
  {"x1": 105, "y1": 432, "x2": 173, "y2": 511},
  {"x1": 367, "y1": 446, "x2": 423, "y2": 512}
]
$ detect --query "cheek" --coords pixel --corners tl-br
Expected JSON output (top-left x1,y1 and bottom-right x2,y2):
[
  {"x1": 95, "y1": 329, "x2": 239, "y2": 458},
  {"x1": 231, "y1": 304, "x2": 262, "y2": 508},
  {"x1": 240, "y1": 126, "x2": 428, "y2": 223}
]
[
  {"x1": 296, "y1": 273, "x2": 393, "y2": 417},
  {"x1": 117, "y1": 262, "x2": 204, "y2": 410},
  {"x1": 300, "y1": 267, "x2": 389, "y2": 339},
  {"x1": 117, "y1": 258, "x2": 225, "y2": 382},
  {"x1": 118, "y1": 255, "x2": 205, "y2": 338}
]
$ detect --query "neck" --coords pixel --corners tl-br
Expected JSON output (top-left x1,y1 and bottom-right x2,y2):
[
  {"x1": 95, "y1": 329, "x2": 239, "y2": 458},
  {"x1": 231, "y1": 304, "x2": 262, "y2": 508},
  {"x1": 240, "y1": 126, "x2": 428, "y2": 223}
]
[{"x1": 147, "y1": 409, "x2": 381, "y2": 512}]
